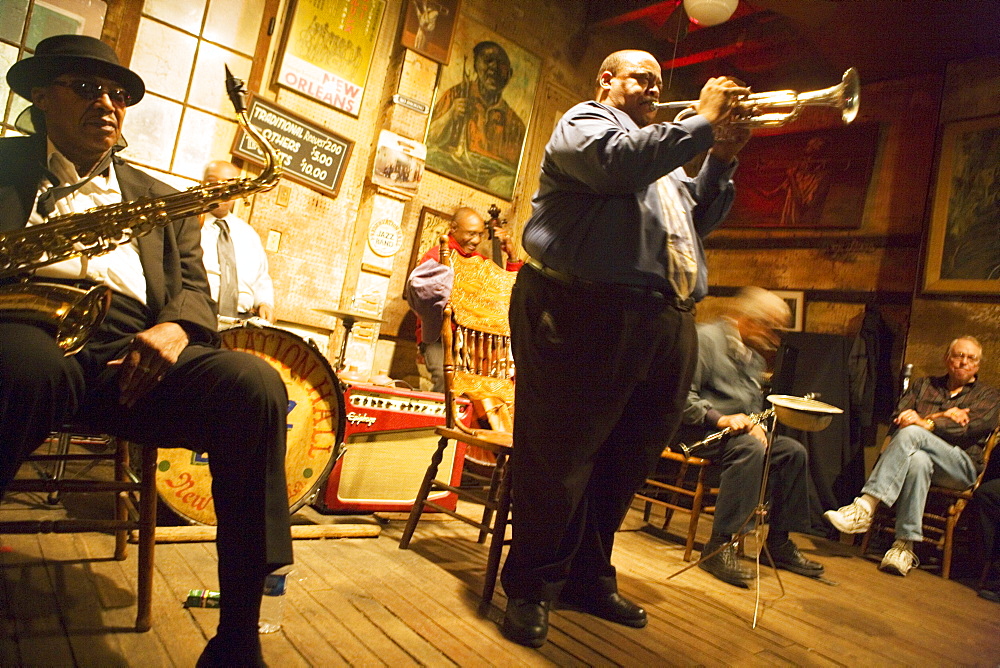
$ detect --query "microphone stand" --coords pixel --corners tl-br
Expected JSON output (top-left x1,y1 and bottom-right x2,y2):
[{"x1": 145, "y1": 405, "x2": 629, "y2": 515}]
[{"x1": 667, "y1": 411, "x2": 785, "y2": 628}]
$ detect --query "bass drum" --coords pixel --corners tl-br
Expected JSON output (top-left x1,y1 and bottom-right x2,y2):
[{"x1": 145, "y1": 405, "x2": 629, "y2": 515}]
[{"x1": 156, "y1": 325, "x2": 346, "y2": 525}]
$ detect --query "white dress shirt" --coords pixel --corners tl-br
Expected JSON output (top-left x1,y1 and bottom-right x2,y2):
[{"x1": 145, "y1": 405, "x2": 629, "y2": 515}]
[
  {"x1": 200, "y1": 212, "x2": 274, "y2": 313},
  {"x1": 29, "y1": 140, "x2": 147, "y2": 304}
]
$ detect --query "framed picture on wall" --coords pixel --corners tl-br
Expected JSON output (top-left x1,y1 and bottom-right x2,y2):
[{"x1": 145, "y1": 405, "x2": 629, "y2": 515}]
[
  {"x1": 406, "y1": 206, "x2": 453, "y2": 279},
  {"x1": 725, "y1": 123, "x2": 880, "y2": 228},
  {"x1": 772, "y1": 290, "x2": 805, "y2": 332},
  {"x1": 424, "y1": 17, "x2": 540, "y2": 200},
  {"x1": 400, "y1": 0, "x2": 460, "y2": 65},
  {"x1": 923, "y1": 115, "x2": 1000, "y2": 294},
  {"x1": 275, "y1": 0, "x2": 386, "y2": 117}
]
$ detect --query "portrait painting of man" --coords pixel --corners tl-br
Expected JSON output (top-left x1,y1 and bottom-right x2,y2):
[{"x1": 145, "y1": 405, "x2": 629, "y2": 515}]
[{"x1": 424, "y1": 18, "x2": 540, "y2": 200}]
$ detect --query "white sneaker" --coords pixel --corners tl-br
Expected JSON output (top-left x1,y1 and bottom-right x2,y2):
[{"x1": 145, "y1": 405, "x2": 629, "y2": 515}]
[
  {"x1": 824, "y1": 499, "x2": 872, "y2": 534},
  {"x1": 879, "y1": 542, "x2": 919, "y2": 576}
]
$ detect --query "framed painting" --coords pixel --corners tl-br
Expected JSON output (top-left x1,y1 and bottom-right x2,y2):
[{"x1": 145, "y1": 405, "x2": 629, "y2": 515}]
[
  {"x1": 275, "y1": 0, "x2": 386, "y2": 117},
  {"x1": 923, "y1": 115, "x2": 1000, "y2": 294},
  {"x1": 424, "y1": 18, "x2": 540, "y2": 200},
  {"x1": 400, "y1": 0, "x2": 460, "y2": 65},
  {"x1": 772, "y1": 290, "x2": 805, "y2": 332},
  {"x1": 406, "y1": 206, "x2": 452, "y2": 278},
  {"x1": 725, "y1": 122, "x2": 880, "y2": 228}
]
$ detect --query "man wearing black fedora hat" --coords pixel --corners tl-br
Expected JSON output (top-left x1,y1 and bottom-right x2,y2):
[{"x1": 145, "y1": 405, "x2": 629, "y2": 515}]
[{"x1": 0, "y1": 35, "x2": 291, "y2": 666}]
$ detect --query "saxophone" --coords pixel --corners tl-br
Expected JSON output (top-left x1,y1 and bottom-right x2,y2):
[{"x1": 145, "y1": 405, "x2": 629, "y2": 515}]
[{"x1": 0, "y1": 67, "x2": 282, "y2": 354}]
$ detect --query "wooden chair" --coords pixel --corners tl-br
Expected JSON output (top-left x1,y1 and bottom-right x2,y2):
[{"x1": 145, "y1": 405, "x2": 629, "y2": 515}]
[
  {"x1": 399, "y1": 238, "x2": 517, "y2": 603},
  {"x1": 636, "y1": 446, "x2": 720, "y2": 561},
  {"x1": 860, "y1": 426, "x2": 1000, "y2": 579},
  {"x1": 0, "y1": 428, "x2": 158, "y2": 631}
]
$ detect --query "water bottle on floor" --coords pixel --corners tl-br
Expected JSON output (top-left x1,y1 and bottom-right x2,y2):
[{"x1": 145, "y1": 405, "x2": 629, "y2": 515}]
[{"x1": 259, "y1": 566, "x2": 292, "y2": 634}]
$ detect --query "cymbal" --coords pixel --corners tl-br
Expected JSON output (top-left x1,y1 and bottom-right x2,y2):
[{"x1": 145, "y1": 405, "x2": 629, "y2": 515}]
[
  {"x1": 313, "y1": 308, "x2": 385, "y2": 324},
  {"x1": 767, "y1": 394, "x2": 842, "y2": 432},
  {"x1": 767, "y1": 395, "x2": 842, "y2": 414}
]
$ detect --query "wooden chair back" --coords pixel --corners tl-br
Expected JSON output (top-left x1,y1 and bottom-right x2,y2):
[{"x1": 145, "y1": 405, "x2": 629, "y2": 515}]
[{"x1": 439, "y1": 236, "x2": 517, "y2": 435}]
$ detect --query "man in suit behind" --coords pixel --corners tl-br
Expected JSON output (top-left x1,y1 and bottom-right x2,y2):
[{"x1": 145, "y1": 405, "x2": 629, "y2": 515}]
[{"x1": 0, "y1": 35, "x2": 290, "y2": 666}]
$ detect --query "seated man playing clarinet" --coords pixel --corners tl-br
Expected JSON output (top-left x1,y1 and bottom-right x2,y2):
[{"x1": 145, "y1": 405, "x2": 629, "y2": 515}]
[
  {"x1": 826, "y1": 336, "x2": 1000, "y2": 577},
  {"x1": 680, "y1": 287, "x2": 825, "y2": 587},
  {"x1": 0, "y1": 35, "x2": 290, "y2": 666}
]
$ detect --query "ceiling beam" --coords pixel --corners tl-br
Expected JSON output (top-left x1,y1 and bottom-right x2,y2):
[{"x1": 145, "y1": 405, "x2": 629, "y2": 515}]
[{"x1": 588, "y1": 0, "x2": 681, "y2": 29}]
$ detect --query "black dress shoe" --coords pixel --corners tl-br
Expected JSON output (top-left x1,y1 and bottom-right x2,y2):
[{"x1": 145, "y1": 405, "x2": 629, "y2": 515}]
[
  {"x1": 501, "y1": 598, "x2": 549, "y2": 648},
  {"x1": 558, "y1": 589, "x2": 647, "y2": 628},
  {"x1": 196, "y1": 633, "x2": 266, "y2": 668},
  {"x1": 766, "y1": 539, "x2": 824, "y2": 578},
  {"x1": 699, "y1": 542, "x2": 753, "y2": 588}
]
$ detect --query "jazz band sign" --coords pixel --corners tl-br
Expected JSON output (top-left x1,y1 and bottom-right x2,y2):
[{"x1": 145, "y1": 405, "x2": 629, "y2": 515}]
[{"x1": 232, "y1": 95, "x2": 353, "y2": 197}]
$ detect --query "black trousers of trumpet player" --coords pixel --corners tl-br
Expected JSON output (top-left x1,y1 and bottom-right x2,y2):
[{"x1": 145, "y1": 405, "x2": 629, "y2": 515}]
[
  {"x1": 675, "y1": 425, "x2": 813, "y2": 535},
  {"x1": 0, "y1": 294, "x2": 293, "y2": 631}
]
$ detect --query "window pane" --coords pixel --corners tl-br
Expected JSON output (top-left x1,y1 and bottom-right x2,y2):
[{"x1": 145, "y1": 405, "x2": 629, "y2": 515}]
[
  {"x1": 131, "y1": 18, "x2": 198, "y2": 102},
  {"x1": 188, "y1": 41, "x2": 251, "y2": 116},
  {"x1": 0, "y1": 0, "x2": 29, "y2": 43},
  {"x1": 143, "y1": 0, "x2": 206, "y2": 35},
  {"x1": 26, "y1": 0, "x2": 105, "y2": 48},
  {"x1": 174, "y1": 107, "x2": 236, "y2": 180},
  {"x1": 120, "y1": 94, "x2": 182, "y2": 171},
  {"x1": 9, "y1": 92, "x2": 30, "y2": 128},
  {"x1": 0, "y1": 42, "x2": 17, "y2": 126},
  {"x1": 204, "y1": 0, "x2": 264, "y2": 56}
]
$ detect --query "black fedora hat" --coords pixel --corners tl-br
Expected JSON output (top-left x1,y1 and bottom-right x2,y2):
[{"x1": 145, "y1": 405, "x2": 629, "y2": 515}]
[{"x1": 7, "y1": 34, "x2": 145, "y2": 106}]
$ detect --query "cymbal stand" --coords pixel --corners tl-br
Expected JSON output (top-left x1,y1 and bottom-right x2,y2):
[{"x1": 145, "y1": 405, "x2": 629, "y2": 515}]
[{"x1": 667, "y1": 411, "x2": 785, "y2": 628}]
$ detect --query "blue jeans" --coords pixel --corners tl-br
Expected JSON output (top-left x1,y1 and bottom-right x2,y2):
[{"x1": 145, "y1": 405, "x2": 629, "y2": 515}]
[{"x1": 862, "y1": 426, "x2": 977, "y2": 541}]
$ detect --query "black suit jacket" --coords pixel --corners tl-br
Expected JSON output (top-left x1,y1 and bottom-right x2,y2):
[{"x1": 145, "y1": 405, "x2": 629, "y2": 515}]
[{"x1": 0, "y1": 134, "x2": 218, "y2": 341}]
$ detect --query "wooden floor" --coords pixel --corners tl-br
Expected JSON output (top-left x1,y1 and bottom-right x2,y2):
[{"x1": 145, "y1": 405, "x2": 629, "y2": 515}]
[{"x1": 2, "y1": 483, "x2": 999, "y2": 667}]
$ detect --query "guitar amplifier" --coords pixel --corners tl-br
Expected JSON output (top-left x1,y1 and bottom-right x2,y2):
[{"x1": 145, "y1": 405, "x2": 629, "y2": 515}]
[{"x1": 313, "y1": 382, "x2": 471, "y2": 513}]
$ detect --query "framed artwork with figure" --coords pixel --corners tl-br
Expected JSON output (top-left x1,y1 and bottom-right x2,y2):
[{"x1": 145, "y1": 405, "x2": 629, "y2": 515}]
[
  {"x1": 923, "y1": 115, "x2": 1000, "y2": 294},
  {"x1": 275, "y1": 0, "x2": 386, "y2": 117},
  {"x1": 424, "y1": 18, "x2": 540, "y2": 200},
  {"x1": 400, "y1": 0, "x2": 460, "y2": 65},
  {"x1": 724, "y1": 123, "x2": 880, "y2": 228}
]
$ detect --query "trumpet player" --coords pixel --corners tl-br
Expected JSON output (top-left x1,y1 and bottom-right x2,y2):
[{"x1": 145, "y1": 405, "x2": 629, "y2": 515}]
[
  {"x1": 0, "y1": 35, "x2": 291, "y2": 665},
  {"x1": 680, "y1": 287, "x2": 825, "y2": 587},
  {"x1": 500, "y1": 50, "x2": 750, "y2": 648}
]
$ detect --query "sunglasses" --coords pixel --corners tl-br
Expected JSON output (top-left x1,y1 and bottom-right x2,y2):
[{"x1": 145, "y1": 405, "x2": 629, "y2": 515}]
[{"x1": 50, "y1": 79, "x2": 132, "y2": 107}]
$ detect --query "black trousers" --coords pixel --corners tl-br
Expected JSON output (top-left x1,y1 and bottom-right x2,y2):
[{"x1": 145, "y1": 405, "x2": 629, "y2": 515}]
[
  {"x1": 0, "y1": 295, "x2": 292, "y2": 626},
  {"x1": 678, "y1": 429, "x2": 812, "y2": 537},
  {"x1": 500, "y1": 265, "x2": 697, "y2": 601},
  {"x1": 975, "y1": 477, "x2": 1000, "y2": 575}
]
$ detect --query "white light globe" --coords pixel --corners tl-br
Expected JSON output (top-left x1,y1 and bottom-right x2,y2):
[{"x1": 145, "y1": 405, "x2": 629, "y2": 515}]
[{"x1": 683, "y1": 0, "x2": 739, "y2": 26}]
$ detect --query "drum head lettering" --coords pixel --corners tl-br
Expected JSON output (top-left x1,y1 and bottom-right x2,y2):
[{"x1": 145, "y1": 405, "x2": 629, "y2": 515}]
[{"x1": 156, "y1": 326, "x2": 345, "y2": 525}]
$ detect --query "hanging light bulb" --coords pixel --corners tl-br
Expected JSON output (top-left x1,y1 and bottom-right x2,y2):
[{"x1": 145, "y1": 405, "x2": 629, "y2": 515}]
[{"x1": 683, "y1": 0, "x2": 739, "y2": 27}]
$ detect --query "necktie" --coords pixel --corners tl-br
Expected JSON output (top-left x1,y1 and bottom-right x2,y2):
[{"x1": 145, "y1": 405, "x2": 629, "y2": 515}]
[
  {"x1": 215, "y1": 218, "x2": 239, "y2": 317},
  {"x1": 37, "y1": 149, "x2": 116, "y2": 218},
  {"x1": 655, "y1": 173, "x2": 698, "y2": 300}
]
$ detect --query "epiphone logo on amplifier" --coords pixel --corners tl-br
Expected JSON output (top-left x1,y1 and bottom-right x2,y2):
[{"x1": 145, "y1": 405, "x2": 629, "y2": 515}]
[
  {"x1": 314, "y1": 382, "x2": 470, "y2": 513},
  {"x1": 346, "y1": 412, "x2": 377, "y2": 426}
]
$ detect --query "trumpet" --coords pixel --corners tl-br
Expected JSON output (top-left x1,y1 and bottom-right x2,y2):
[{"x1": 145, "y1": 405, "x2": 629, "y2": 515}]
[{"x1": 655, "y1": 67, "x2": 860, "y2": 129}]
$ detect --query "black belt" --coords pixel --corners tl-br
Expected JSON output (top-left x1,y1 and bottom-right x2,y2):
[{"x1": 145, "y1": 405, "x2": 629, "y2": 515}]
[{"x1": 525, "y1": 258, "x2": 695, "y2": 312}]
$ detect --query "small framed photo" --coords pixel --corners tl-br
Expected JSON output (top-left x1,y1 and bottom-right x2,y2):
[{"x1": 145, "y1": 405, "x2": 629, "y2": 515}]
[
  {"x1": 400, "y1": 0, "x2": 461, "y2": 65},
  {"x1": 772, "y1": 290, "x2": 805, "y2": 332},
  {"x1": 406, "y1": 206, "x2": 452, "y2": 277}
]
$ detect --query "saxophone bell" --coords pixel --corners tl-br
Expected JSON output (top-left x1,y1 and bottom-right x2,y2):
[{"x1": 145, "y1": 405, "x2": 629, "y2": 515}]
[{"x1": 0, "y1": 281, "x2": 111, "y2": 355}]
